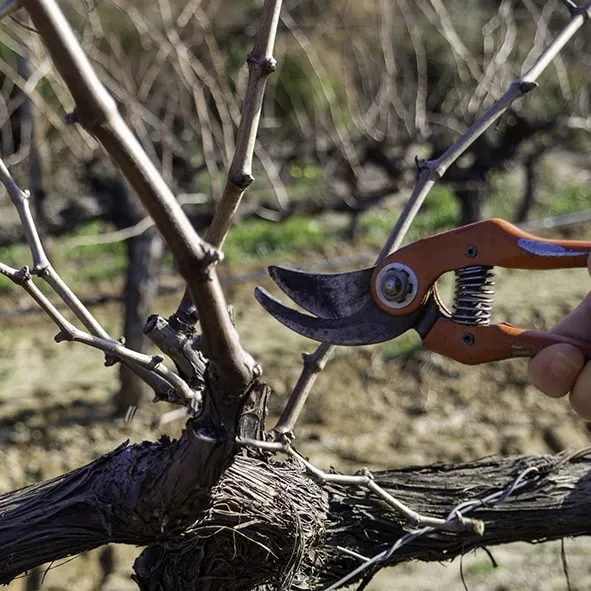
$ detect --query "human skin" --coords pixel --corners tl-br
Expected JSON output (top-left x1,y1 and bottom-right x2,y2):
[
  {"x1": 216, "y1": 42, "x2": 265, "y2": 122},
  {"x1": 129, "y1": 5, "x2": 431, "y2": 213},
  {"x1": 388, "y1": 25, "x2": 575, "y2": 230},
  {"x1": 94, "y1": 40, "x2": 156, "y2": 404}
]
[{"x1": 528, "y1": 257, "x2": 591, "y2": 419}]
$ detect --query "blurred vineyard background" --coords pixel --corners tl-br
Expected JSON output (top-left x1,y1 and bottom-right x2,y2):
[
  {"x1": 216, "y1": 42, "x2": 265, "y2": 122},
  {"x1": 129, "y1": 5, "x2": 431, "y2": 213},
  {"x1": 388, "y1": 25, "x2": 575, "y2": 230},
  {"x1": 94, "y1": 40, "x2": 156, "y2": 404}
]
[{"x1": 0, "y1": 2, "x2": 591, "y2": 588}]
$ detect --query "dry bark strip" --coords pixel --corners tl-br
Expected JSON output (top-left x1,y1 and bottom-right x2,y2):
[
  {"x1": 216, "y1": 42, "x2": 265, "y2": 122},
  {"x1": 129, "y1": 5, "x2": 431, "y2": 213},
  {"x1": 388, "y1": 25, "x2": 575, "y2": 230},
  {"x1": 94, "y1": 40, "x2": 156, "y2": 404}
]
[{"x1": 1, "y1": 443, "x2": 590, "y2": 590}]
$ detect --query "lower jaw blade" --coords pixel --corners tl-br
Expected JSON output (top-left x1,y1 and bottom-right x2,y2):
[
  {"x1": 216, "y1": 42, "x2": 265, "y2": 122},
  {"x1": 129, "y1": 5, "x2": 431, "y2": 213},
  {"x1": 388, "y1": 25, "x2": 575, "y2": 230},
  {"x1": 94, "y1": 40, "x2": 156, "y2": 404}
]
[{"x1": 254, "y1": 287, "x2": 403, "y2": 346}]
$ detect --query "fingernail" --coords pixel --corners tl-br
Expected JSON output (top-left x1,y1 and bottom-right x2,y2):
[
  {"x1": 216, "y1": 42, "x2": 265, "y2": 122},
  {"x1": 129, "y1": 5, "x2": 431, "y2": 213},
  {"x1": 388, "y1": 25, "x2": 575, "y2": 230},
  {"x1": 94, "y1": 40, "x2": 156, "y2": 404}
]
[{"x1": 550, "y1": 352, "x2": 581, "y2": 381}]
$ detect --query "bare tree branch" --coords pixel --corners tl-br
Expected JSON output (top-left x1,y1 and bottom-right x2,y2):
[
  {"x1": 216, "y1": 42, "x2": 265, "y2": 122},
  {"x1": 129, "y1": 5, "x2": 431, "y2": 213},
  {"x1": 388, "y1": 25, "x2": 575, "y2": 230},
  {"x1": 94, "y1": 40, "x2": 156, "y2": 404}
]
[
  {"x1": 0, "y1": 261, "x2": 197, "y2": 406},
  {"x1": 21, "y1": 0, "x2": 258, "y2": 394},
  {"x1": 206, "y1": 0, "x2": 283, "y2": 250},
  {"x1": 172, "y1": 0, "x2": 283, "y2": 328},
  {"x1": 0, "y1": 155, "x2": 179, "y2": 399}
]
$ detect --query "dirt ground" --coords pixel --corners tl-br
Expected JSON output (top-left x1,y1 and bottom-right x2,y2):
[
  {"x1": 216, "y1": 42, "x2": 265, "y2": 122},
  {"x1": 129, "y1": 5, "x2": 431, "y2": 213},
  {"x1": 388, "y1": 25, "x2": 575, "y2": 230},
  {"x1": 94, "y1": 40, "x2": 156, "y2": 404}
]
[{"x1": 1, "y1": 225, "x2": 591, "y2": 590}]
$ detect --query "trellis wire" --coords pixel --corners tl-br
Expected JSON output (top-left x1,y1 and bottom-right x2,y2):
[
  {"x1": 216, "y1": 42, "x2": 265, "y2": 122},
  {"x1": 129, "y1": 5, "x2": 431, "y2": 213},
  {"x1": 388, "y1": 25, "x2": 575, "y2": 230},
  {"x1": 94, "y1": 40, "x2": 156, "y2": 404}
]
[{"x1": 324, "y1": 466, "x2": 541, "y2": 591}]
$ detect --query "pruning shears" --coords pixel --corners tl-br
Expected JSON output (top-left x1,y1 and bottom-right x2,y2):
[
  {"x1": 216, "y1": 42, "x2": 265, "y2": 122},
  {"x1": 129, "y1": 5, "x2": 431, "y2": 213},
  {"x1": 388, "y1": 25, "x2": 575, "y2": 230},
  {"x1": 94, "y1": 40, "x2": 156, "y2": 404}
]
[{"x1": 255, "y1": 218, "x2": 591, "y2": 364}]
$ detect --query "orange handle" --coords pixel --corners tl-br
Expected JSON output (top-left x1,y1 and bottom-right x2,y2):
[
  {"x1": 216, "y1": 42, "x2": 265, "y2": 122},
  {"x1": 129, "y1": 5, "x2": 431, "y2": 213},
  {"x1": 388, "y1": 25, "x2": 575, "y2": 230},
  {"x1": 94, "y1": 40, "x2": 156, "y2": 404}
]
[
  {"x1": 423, "y1": 317, "x2": 591, "y2": 365},
  {"x1": 373, "y1": 218, "x2": 591, "y2": 316}
]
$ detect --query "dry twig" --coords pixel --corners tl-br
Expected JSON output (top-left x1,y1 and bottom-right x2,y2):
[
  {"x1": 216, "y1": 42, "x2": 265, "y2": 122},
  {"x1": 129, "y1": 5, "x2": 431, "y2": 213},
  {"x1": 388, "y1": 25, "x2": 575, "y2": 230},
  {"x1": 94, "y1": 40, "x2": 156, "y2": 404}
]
[
  {"x1": 0, "y1": 156, "x2": 183, "y2": 400},
  {"x1": 173, "y1": 0, "x2": 283, "y2": 325}
]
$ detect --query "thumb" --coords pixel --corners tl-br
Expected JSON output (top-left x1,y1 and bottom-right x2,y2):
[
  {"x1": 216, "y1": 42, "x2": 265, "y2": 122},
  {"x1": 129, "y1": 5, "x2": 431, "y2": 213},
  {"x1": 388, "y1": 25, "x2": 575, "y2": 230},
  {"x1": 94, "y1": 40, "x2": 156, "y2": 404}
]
[
  {"x1": 527, "y1": 255, "x2": 591, "y2": 398},
  {"x1": 528, "y1": 343, "x2": 585, "y2": 398}
]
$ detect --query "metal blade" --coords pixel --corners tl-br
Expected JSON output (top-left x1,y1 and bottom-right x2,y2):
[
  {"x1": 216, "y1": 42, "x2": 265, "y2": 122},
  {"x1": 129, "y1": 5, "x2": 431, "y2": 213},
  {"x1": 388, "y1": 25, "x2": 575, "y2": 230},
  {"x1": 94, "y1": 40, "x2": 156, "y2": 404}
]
[
  {"x1": 268, "y1": 265, "x2": 376, "y2": 318},
  {"x1": 255, "y1": 286, "x2": 421, "y2": 346}
]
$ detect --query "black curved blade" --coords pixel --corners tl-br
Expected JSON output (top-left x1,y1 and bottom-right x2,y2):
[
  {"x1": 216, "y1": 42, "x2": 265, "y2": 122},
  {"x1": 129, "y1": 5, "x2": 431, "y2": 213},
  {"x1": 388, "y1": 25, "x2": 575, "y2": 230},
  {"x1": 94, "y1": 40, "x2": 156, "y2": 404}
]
[
  {"x1": 254, "y1": 286, "x2": 422, "y2": 346},
  {"x1": 268, "y1": 265, "x2": 376, "y2": 319}
]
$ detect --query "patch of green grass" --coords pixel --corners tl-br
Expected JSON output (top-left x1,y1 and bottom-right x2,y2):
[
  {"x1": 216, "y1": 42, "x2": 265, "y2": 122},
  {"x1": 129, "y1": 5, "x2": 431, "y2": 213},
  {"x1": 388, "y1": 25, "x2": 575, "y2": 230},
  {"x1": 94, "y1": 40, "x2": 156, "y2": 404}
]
[
  {"x1": 378, "y1": 332, "x2": 422, "y2": 362},
  {"x1": 543, "y1": 183, "x2": 591, "y2": 217},
  {"x1": 410, "y1": 186, "x2": 459, "y2": 236},
  {"x1": 221, "y1": 184, "x2": 460, "y2": 267},
  {"x1": 361, "y1": 186, "x2": 458, "y2": 247},
  {"x1": 54, "y1": 221, "x2": 127, "y2": 287},
  {"x1": 0, "y1": 221, "x2": 127, "y2": 294},
  {"x1": 68, "y1": 252, "x2": 127, "y2": 284},
  {"x1": 0, "y1": 242, "x2": 34, "y2": 269},
  {"x1": 0, "y1": 275, "x2": 15, "y2": 294},
  {"x1": 223, "y1": 215, "x2": 333, "y2": 263},
  {"x1": 488, "y1": 174, "x2": 591, "y2": 221}
]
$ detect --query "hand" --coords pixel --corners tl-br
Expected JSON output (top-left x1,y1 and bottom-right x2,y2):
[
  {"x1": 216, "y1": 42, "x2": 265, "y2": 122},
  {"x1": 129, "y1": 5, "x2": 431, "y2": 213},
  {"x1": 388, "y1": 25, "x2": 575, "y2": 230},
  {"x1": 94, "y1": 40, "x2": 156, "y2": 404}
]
[{"x1": 528, "y1": 257, "x2": 591, "y2": 419}]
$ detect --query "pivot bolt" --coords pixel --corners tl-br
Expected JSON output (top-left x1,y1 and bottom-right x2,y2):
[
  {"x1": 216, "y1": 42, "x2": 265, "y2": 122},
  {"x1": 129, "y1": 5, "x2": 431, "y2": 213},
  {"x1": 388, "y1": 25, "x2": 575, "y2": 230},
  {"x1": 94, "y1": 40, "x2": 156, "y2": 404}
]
[
  {"x1": 375, "y1": 263, "x2": 419, "y2": 310},
  {"x1": 381, "y1": 270, "x2": 411, "y2": 302}
]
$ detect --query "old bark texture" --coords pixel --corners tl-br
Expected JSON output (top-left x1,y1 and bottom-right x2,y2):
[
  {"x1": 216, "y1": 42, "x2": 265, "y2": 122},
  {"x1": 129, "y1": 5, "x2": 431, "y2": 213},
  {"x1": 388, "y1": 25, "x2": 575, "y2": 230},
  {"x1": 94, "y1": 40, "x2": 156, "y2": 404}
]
[
  {"x1": 1, "y1": 443, "x2": 590, "y2": 590},
  {"x1": 0, "y1": 377, "x2": 270, "y2": 586}
]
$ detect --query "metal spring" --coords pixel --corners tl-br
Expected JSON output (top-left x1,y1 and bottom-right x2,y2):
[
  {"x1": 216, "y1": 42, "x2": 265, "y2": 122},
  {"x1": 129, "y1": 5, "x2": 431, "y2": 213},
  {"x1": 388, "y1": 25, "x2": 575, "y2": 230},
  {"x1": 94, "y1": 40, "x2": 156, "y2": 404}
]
[{"x1": 452, "y1": 265, "x2": 495, "y2": 326}]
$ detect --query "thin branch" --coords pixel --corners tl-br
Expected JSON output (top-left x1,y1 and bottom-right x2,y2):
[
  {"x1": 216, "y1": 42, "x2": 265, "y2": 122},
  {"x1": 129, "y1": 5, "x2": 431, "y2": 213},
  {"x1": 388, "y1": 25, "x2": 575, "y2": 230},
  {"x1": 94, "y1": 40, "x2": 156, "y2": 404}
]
[
  {"x1": 522, "y1": 0, "x2": 571, "y2": 101},
  {"x1": 144, "y1": 314, "x2": 207, "y2": 390},
  {"x1": 273, "y1": 343, "x2": 333, "y2": 435},
  {"x1": 468, "y1": 1, "x2": 517, "y2": 116},
  {"x1": 172, "y1": 0, "x2": 283, "y2": 327},
  {"x1": 0, "y1": 155, "x2": 179, "y2": 399},
  {"x1": 564, "y1": 115, "x2": 591, "y2": 130},
  {"x1": 422, "y1": 0, "x2": 482, "y2": 83},
  {"x1": 562, "y1": 0, "x2": 581, "y2": 16},
  {"x1": 156, "y1": 5, "x2": 225, "y2": 197},
  {"x1": 21, "y1": 0, "x2": 258, "y2": 394},
  {"x1": 518, "y1": 208, "x2": 591, "y2": 231},
  {"x1": 206, "y1": 0, "x2": 283, "y2": 250},
  {"x1": 0, "y1": 157, "x2": 47, "y2": 271},
  {"x1": 253, "y1": 139, "x2": 289, "y2": 210},
  {"x1": 63, "y1": 193, "x2": 209, "y2": 249},
  {"x1": 0, "y1": 263, "x2": 198, "y2": 407},
  {"x1": 273, "y1": 0, "x2": 591, "y2": 436},
  {"x1": 280, "y1": 8, "x2": 361, "y2": 177},
  {"x1": 397, "y1": 0, "x2": 428, "y2": 137}
]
